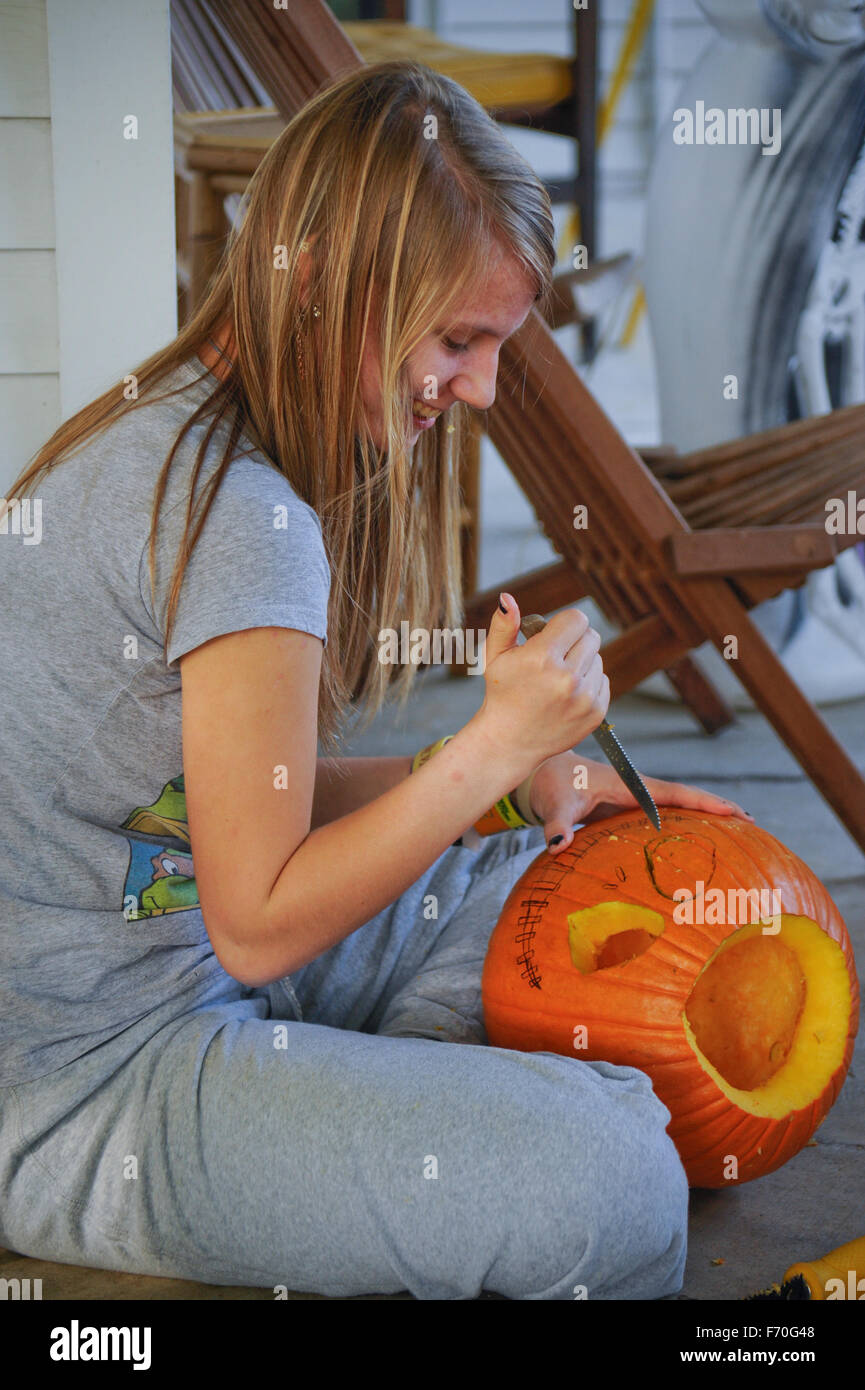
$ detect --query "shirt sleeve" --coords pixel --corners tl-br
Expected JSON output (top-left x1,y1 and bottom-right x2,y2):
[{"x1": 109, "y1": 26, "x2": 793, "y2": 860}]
[{"x1": 139, "y1": 455, "x2": 331, "y2": 667}]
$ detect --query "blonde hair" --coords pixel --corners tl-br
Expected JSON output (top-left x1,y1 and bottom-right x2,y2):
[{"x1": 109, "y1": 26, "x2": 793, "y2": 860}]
[{"x1": 7, "y1": 60, "x2": 555, "y2": 753}]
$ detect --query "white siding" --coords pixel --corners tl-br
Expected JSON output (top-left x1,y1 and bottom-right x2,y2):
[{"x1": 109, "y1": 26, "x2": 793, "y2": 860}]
[
  {"x1": 0, "y1": 0, "x2": 176, "y2": 496},
  {"x1": 45, "y1": 0, "x2": 177, "y2": 418},
  {"x1": 0, "y1": 251, "x2": 58, "y2": 373},
  {"x1": 0, "y1": 0, "x2": 58, "y2": 490},
  {"x1": 0, "y1": 117, "x2": 54, "y2": 246},
  {"x1": 0, "y1": 0, "x2": 51, "y2": 116}
]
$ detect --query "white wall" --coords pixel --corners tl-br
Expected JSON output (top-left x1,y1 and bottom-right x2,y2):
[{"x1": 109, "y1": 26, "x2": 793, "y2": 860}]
[
  {"x1": 0, "y1": 0, "x2": 177, "y2": 495},
  {"x1": 0, "y1": 0, "x2": 58, "y2": 492}
]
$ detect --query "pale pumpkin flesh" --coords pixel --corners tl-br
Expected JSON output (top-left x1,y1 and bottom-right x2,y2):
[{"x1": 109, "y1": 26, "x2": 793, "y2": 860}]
[
  {"x1": 685, "y1": 934, "x2": 806, "y2": 1090},
  {"x1": 567, "y1": 901, "x2": 665, "y2": 973},
  {"x1": 682, "y1": 917, "x2": 852, "y2": 1119}
]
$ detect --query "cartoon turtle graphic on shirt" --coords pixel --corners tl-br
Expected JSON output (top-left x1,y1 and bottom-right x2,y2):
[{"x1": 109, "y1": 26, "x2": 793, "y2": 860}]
[{"x1": 119, "y1": 775, "x2": 200, "y2": 919}]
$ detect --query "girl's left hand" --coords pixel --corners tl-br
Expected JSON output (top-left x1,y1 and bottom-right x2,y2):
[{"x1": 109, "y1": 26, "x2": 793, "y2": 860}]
[{"x1": 521, "y1": 754, "x2": 753, "y2": 854}]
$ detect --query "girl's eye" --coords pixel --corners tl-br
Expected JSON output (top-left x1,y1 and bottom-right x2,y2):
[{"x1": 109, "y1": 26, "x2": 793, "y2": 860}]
[{"x1": 443, "y1": 337, "x2": 470, "y2": 353}]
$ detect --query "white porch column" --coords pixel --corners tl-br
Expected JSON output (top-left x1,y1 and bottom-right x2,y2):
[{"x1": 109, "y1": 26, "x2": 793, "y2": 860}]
[{"x1": 45, "y1": 0, "x2": 176, "y2": 417}]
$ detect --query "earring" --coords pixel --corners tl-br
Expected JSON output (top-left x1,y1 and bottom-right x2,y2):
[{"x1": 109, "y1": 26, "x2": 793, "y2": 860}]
[{"x1": 295, "y1": 305, "x2": 320, "y2": 383}]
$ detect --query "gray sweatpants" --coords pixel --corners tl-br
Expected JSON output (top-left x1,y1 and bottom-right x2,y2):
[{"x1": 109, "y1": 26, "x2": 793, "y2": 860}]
[{"x1": 0, "y1": 826, "x2": 688, "y2": 1300}]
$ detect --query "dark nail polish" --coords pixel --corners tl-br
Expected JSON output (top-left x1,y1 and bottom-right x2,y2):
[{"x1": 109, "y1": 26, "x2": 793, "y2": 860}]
[
  {"x1": 498, "y1": 595, "x2": 507, "y2": 614},
  {"x1": 549, "y1": 834, "x2": 564, "y2": 846}
]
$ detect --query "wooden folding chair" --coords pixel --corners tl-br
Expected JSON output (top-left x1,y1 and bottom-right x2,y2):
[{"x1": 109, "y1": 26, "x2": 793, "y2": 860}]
[
  {"x1": 204, "y1": 0, "x2": 865, "y2": 854},
  {"x1": 471, "y1": 316, "x2": 865, "y2": 849}
]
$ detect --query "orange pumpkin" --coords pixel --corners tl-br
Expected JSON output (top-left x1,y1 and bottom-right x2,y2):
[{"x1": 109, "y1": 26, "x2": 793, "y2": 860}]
[{"x1": 481, "y1": 810, "x2": 859, "y2": 1187}]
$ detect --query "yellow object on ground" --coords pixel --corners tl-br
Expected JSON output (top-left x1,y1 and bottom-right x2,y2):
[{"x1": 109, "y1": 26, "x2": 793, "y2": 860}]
[{"x1": 784, "y1": 1236, "x2": 865, "y2": 1299}]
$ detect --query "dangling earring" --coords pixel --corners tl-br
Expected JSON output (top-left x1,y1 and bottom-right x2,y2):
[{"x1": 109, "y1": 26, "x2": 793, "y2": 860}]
[{"x1": 296, "y1": 304, "x2": 321, "y2": 384}]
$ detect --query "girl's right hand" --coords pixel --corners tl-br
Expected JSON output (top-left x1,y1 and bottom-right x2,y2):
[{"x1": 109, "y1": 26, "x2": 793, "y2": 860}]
[{"x1": 477, "y1": 593, "x2": 610, "y2": 772}]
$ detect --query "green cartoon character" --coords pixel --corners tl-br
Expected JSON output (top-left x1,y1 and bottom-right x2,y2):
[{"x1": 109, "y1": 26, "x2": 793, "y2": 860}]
[{"x1": 120, "y1": 776, "x2": 200, "y2": 919}]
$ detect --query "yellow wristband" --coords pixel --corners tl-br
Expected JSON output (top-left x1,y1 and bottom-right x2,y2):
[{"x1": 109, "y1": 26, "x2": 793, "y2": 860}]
[
  {"x1": 411, "y1": 735, "x2": 454, "y2": 775},
  {"x1": 472, "y1": 792, "x2": 530, "y2": 836},
  {"x1": 510, "y1": 767, "x2": 544, "y2": 827}
]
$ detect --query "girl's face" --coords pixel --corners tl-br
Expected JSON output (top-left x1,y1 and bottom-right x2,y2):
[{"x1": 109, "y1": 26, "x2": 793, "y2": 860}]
[{"x1": 358, "y1": 247, "x2": 538, "y2": 450}]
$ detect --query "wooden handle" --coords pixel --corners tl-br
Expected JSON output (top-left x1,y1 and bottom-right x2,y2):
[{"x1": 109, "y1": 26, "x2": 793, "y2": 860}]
[{"x1": 519, "y1": 613, "x2": 547, "y2": 639}]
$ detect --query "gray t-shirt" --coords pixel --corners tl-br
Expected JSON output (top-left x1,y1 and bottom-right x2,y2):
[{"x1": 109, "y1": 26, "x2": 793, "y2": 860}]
[{"x1": 0, "y1": 360, "x2": 330, "y2": 1084}]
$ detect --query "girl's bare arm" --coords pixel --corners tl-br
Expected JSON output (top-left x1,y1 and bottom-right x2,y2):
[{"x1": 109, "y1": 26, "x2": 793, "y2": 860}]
[{"x1": 180, "y1": 626, "x2": 528, "y2": 988}]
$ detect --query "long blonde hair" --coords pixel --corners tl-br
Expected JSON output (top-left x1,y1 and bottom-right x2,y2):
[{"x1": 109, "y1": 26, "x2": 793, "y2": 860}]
[{"x1": 7, "y1": 60, "x2": 555, "y2": 753}]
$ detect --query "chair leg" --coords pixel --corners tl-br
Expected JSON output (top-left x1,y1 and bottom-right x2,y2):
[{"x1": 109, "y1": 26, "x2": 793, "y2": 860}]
[
  {"x1": 188, "y1": 172, "x2": 228, "y2": 311},
  {"x1": 459, "y1": 415, "x2": 481, "y2": 603},
  {"x1": 686, "y1": 580, "x2": 865, "y2": 853},
  {"x1": 663, "y1": 656, "x2": 736, "y2": 734},
  {"x1": 449, "y1": 419, "x2": 482, "y2": 680},
  {"x1": 574, "y1": 0, "x2": 597, "y2": 360},
  {"x1": 175, "y1": 172, "x2": 191, "y2": 328}
]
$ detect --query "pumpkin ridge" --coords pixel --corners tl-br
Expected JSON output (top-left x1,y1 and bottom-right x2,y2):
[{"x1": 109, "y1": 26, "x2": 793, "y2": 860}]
[
  {"x1": 698, "y1": 819, "x2": 784, "y2": 927},
  {"x1": 657, "y1": 927, "x2": 725, "y2": 968},
  {"x1": 570, "y1": 974, "x2": 683, "y2": 999},
  {"x1": 674, "y1": 1101, "x2": 763, "y2": 1156},
  {"x1": 716, "y1": 819, "x2": 815, "y2": 923},
  {"x1": 740, "y1": 1123, "x2": 798, "y2": 1179},
  {"x1": 757, "y1": 1117, "x2": 802, "y2": 1170},
  {"x1": 689, "y1": 818, "x2": 802, "y2": 931},
  {"x1": 702, "y1": 817, "x2": 773, "y2": 884}
]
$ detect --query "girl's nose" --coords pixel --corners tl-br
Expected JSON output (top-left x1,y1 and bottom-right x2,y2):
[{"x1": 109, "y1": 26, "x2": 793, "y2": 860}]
[{"x1": 449, "y1": 351, "x2": 500, "y2": 412}]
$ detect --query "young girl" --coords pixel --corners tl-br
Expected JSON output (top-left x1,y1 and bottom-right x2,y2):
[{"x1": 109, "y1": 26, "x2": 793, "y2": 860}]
[{"x1": 0, "y1": 61, "x2": 747, "y2": 1300}]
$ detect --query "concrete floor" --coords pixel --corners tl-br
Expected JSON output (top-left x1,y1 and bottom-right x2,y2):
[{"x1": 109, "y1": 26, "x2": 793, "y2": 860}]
[{"x1": 3, "y1": 322, "x2": 862, "y2": 1301}]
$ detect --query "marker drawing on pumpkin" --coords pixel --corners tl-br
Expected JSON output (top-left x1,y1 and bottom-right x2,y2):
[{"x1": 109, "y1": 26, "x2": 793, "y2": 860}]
[{"x1": 643, "y1": 831, "x2": 718, "y2": 901}]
